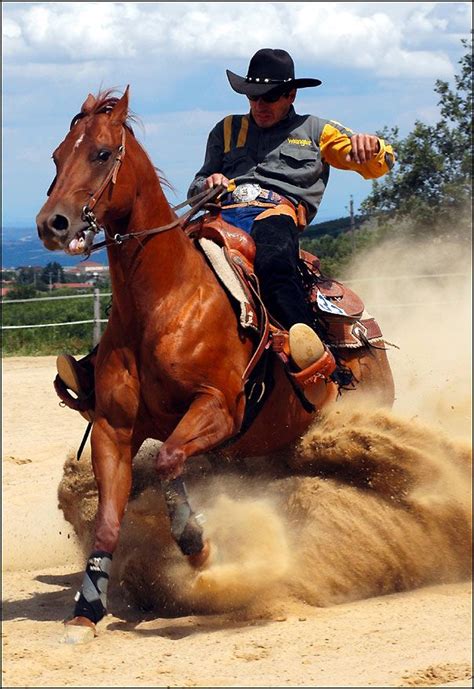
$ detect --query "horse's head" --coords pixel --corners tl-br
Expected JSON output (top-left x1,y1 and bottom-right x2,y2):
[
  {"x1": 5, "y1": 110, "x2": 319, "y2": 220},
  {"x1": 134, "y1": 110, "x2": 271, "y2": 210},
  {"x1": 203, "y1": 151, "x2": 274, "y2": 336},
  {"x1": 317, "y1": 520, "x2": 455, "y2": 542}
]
[{"x1": 36, "y1": 87, "x2": 135, "y2": 255}]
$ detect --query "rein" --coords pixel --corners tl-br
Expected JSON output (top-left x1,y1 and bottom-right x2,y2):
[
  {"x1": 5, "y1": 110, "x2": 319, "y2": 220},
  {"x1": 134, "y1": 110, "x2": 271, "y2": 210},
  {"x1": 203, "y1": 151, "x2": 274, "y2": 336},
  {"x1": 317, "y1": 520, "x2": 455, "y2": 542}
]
[{"x1": 79, "y1": 126, "x2": 224, "y2": 256}]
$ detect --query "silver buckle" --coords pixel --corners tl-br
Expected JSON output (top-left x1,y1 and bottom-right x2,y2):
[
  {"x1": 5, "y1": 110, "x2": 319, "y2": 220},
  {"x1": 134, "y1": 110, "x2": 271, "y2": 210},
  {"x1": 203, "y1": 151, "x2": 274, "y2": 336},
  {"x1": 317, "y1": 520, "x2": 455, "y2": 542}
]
[{"x1": 232, "y1": 183, "x2": 261, "y2": 203}]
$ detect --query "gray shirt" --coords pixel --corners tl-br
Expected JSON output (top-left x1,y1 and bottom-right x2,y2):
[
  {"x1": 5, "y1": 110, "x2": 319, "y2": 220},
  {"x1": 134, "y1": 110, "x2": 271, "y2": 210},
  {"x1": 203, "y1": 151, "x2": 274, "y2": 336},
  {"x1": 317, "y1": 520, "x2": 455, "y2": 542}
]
[
  {"x1": 188, "y1": 106, "x2": 394, "y2": 224},
  {"x1": 188, "y1": 107, "x2": 349, "y2": 223}
]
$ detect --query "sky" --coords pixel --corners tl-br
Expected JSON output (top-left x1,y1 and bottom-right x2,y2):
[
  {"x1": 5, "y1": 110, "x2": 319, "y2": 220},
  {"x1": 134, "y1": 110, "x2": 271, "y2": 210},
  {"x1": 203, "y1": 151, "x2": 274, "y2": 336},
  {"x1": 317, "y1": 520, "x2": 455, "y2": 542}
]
[{"x1": 2, "y1": 1, "x2": 472, "y2": 227}]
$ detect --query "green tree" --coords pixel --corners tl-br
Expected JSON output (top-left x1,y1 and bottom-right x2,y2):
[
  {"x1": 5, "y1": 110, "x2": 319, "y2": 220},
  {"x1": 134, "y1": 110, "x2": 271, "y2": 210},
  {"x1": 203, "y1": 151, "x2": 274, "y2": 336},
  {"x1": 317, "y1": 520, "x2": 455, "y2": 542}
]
[
  {"x1": 7, "y1": 283, "x2": 37, "y2": 300},
  {"x1": 41, "y1": 261, "x2": 65, "y2": 286},
  {"x1": 16, "y1": 267, "x2": 36, "y2": 285},
  {"x1": 361, "y1": 38, "x2": 472, "y2": 235}
]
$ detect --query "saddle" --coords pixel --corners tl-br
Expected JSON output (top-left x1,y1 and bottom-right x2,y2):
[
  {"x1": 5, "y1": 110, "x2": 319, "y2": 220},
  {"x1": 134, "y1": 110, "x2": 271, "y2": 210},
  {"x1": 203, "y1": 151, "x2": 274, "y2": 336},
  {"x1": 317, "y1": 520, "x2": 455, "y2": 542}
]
[{"x1": 186, "y1": 212, "x2": 386, "y2": 352}]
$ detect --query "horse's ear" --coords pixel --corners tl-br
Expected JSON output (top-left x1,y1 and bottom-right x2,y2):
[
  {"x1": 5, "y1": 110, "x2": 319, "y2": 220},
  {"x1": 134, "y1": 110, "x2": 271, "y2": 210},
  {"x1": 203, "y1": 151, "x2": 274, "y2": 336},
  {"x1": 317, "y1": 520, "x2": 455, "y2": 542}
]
[
  {"x1": 81, "y1": 93, "x2": 96, "y2": 114},
  {"x1": 110, "y1": 85, "x2": 130, "y2": 126}
]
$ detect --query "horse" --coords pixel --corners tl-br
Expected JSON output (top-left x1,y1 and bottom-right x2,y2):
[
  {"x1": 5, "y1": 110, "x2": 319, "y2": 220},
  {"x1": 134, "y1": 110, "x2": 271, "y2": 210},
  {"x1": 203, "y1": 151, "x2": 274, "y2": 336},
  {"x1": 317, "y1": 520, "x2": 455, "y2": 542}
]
[{"x1": 36, "y1": 87, "x2": 394, "y2": 639}]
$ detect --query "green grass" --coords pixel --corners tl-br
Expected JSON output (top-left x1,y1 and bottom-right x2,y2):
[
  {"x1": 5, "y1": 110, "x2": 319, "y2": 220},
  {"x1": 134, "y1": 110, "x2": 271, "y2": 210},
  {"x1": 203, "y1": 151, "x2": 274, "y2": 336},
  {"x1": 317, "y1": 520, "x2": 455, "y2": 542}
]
[{"x1": 2, "y1": 290, "x2": 111, "y2": 356}]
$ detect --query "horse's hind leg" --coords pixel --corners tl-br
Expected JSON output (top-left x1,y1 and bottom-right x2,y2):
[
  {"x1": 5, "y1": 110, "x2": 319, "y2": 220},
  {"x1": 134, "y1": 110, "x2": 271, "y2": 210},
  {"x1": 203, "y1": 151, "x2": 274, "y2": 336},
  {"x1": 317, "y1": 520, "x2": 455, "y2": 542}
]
[{"x1": 65, "y1": 420, "x2": 133, "y2": 637}]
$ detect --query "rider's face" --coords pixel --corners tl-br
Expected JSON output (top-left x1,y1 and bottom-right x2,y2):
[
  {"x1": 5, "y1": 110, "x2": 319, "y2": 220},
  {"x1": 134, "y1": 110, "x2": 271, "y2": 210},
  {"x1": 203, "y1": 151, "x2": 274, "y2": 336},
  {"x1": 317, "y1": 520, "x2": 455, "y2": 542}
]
[{"x1": 248, "y1": 90, "x2": 296, "y2": 128}]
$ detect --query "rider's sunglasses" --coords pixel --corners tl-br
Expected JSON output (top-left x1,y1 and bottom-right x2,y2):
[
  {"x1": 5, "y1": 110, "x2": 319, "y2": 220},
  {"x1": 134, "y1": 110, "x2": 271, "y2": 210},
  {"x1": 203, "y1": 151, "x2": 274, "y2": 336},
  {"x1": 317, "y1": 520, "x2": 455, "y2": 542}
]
[{"x1": 248, "y1": 91, "x2": 288, "y2": 103}]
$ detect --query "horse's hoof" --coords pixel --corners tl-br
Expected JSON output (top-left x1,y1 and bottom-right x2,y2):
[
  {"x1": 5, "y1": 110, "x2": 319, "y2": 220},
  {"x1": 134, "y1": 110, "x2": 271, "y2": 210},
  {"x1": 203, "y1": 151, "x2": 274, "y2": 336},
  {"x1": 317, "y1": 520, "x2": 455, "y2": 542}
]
[
  {"x1": 187, "y1": 539, "x2": 211, "y2": 569},
  {"x1": 61, "y1": 617, "x2": 97, "y2": 645}
]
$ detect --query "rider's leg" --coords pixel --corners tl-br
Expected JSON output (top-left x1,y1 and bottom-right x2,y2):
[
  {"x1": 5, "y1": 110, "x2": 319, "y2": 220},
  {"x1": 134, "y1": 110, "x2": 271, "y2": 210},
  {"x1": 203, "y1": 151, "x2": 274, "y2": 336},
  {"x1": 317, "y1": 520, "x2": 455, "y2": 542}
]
[
  {"x1": 251, "y1": 214, "x2": 336, "y2": 403},
  {"x1": 251, "y1": 213, "x2": 315, "y2": 329}
]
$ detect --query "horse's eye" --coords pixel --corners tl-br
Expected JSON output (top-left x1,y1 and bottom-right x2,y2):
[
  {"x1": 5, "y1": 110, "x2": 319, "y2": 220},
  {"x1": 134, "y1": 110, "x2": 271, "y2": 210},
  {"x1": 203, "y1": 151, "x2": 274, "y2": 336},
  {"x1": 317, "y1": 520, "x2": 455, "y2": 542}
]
[{"x1": 97, "y1": 149, "x2": 111, "y2": 162}]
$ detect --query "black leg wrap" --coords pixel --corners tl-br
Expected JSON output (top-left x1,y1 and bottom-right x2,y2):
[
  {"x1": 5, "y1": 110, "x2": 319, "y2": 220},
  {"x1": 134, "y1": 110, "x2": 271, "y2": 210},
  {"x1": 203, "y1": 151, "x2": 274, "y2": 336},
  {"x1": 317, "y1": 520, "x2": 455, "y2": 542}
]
[
  {"x1": 163, "y1": 478, "x2": 205, "y2": 556},
  {"x1": 73, "y1": 551, "x2": 112, "y2": 624}
]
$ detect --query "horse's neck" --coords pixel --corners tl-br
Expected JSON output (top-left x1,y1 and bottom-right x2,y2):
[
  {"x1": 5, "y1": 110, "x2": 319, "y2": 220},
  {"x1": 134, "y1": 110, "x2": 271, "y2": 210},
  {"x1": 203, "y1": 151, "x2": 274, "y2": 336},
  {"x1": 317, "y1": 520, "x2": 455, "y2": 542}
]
[
  {"x1": 128, "y1": 138, "x2": 176, "y2": 233},
  {"x1": 105, "y1": 136, "x2": 195, "y2": 304}
]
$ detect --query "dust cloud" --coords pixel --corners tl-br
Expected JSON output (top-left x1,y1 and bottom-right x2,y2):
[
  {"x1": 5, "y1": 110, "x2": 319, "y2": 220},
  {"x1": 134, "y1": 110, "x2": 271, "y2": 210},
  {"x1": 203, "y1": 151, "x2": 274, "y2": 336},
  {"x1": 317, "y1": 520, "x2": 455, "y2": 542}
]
[
  {"x1": 58, "y1": 232, "x2": 471, "y2": 616},
  {"x1": 343, "y1": 231, "x2": 471, "y2": 440}
]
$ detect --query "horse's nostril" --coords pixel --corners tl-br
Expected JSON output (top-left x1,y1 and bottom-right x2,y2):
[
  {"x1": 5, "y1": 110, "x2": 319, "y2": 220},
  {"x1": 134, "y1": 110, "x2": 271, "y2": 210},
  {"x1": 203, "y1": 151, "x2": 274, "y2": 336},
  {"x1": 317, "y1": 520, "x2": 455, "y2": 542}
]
[{"x1": 49, "y1": 214, "x2": 70, "y2": 231}]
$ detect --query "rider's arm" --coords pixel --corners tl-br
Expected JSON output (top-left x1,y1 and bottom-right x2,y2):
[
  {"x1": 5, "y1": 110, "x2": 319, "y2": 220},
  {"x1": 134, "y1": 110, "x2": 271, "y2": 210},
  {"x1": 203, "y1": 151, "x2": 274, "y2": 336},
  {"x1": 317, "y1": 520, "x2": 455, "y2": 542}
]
[
  {"x1": 187, "y1": 121, "x2": 225, "y2": 198},
  {"x1": 319, "y1": 120, "x2": 395, "y2": 179}
]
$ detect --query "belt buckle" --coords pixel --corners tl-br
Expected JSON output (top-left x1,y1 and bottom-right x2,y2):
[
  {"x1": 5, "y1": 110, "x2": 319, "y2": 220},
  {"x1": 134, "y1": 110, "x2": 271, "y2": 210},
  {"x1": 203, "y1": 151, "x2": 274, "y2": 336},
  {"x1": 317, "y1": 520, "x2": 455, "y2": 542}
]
[{"x1": 232, "y1": 183, "x2": 261, "y2": 203}]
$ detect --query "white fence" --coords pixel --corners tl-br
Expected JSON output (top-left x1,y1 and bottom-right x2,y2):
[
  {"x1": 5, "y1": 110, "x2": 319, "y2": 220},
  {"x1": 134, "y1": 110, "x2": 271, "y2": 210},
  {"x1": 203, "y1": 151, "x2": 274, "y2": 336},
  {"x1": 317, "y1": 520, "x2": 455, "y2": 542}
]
[{"x1": 2, "y1": 288, "x2": 112, "y2": 346}]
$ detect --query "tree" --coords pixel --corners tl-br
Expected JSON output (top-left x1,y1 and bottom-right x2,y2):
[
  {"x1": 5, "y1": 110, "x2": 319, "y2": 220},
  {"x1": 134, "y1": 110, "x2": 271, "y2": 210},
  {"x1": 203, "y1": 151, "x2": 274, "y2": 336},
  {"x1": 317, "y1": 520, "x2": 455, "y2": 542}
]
[
  {"x1": 361, "y1": 38, "x2": 472, "y2": 235},
  {"x1": 16, "y1": 267, "x2": 36, "y2": 285},
  {"x1": 7, "y1": 283, "x2": 37, "y2": 300},
  {"x1": 41, "y1": 261, "x2": 65, "y2": 286}
]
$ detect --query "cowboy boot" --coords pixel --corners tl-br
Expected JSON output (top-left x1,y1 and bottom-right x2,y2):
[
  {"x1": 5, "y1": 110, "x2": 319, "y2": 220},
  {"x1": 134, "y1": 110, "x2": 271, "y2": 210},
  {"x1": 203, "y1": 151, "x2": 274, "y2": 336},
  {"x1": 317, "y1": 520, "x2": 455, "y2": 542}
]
[
  {"x1": 55, "y1": 348, "x2": 97, "y2": 422},
  {"x1": 288, "y1": 323, "x2": 336, "y2": 405}
]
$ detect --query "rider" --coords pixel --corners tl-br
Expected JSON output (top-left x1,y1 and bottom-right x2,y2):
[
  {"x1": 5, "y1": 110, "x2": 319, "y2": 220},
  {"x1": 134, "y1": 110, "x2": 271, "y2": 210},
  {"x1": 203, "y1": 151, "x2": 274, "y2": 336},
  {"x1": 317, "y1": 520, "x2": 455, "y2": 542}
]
[
  {"x1": 187, "y1": 48, "x2": 395, "y2": 394},
  {"x1": 56, "y1": 48, "x2": 395, "y2": 413}
]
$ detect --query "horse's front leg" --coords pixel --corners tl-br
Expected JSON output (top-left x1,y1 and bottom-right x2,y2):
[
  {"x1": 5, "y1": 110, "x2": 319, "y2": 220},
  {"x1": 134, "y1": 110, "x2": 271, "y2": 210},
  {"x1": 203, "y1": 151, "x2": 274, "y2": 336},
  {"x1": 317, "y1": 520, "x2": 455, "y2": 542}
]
[
  {"x1": 157, "y1": 385, "x2": 243, "y2": 566},
  {"x1": 158, "y1": 385, "x2": 242, "y2": 478},
  {"x1": 66, "y1": 420, "x2": 133, "y2": 638}
]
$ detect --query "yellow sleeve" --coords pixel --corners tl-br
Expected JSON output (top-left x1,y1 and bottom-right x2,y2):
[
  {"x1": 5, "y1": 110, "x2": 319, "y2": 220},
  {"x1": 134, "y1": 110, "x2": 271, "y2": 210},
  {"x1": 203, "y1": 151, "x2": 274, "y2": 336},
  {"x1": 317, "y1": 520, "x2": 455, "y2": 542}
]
[{"x1": 320, "y1": 121, "x2": 395, "y2": 180}]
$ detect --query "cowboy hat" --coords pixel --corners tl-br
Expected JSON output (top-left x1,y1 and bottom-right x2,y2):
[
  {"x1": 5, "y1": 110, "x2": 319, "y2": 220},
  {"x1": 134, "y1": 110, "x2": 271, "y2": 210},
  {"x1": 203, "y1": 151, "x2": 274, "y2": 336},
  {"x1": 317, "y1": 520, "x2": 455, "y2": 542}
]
[{"x1": 226, "y1": 48, "x2": 321, "y2": 97}]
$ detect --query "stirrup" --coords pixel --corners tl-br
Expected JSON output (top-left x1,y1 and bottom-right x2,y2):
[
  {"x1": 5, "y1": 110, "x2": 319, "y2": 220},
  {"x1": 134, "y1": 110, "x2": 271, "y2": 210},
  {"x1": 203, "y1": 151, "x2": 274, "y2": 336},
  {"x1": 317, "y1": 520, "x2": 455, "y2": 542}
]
[
  {"x1": 289, "y1": 323, "x2": 325, "y2": 369},
  {"x1": 288, "y1": 324, "x2": 336, "y2": 405},
  {"x1": 56, "y1": 354, "x2": 94, "y2": 422}
]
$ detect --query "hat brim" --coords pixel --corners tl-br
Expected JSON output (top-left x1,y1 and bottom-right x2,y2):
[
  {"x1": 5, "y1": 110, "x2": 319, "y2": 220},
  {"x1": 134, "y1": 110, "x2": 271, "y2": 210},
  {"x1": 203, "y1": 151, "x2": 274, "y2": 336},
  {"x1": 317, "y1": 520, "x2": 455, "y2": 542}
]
[{"x1": 226, "y1": 69, "x2": 321, "y2": 96}]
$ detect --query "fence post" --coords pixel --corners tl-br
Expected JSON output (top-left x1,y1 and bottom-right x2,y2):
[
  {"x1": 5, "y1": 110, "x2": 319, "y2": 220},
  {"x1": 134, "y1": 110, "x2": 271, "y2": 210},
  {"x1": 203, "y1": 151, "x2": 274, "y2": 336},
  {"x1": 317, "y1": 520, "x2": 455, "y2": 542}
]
[{"x1": 92, "y1": 273, "x2": 101, "y2": 346}]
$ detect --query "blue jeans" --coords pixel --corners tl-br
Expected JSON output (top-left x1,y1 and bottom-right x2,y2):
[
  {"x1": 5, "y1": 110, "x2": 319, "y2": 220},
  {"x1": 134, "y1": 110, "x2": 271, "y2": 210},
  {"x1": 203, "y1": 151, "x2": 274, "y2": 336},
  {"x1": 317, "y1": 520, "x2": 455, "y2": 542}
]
[{"x1": 220, "y1": 206, "x2": 266, "y2": 234}]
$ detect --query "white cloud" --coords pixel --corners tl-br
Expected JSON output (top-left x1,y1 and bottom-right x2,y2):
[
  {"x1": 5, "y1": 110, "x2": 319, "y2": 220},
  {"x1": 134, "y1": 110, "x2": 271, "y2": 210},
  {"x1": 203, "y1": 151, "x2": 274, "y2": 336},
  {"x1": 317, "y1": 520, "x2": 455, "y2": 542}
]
[
  {"x1": 3, "y1": 2, "x2": 470, "y2": 79},
  {"x1": 2, "y1": 2, "x2": 471, "y2": 225}
]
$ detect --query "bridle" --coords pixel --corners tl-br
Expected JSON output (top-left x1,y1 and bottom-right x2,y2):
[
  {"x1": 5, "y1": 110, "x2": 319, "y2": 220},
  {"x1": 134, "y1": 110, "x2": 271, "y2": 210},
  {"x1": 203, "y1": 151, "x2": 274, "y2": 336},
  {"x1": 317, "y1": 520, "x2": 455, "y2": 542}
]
[
  {"x1": 80, "y1": 126, "x2": 127, "y2": 238},
  {"x1": 71, "y1": 125, "x2": 223, "y2": 256}
]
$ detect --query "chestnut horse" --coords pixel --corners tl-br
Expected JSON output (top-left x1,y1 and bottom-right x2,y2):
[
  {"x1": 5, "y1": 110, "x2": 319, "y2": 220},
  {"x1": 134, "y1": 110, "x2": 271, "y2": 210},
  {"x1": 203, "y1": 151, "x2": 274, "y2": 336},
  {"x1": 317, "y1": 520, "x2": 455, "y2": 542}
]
[{"x1": 36, "y1": 88, "x2": 394, "y2": 638}]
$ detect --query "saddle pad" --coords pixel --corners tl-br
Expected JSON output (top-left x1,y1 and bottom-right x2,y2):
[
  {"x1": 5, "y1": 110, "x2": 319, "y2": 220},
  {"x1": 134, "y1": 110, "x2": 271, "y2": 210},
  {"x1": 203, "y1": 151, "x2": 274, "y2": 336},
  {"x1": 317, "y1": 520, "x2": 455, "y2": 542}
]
[{"x1": 198, "y1": 237, "x2": 258, "y2": 331}]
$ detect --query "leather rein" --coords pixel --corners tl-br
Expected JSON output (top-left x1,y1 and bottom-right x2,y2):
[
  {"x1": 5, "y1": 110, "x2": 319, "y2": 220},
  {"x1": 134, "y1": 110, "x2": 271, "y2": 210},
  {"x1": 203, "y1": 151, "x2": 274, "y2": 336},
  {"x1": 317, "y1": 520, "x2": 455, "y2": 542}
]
[{"x1": 78, "y1": 126, "x2": 224, "y2": 256}]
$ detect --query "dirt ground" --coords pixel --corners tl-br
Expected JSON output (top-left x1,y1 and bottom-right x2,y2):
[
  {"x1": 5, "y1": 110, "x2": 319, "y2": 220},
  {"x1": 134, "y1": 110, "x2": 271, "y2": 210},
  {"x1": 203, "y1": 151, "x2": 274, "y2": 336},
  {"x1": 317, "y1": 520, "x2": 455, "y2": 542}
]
[{"x1": 2, "y1": 238, "x2": 472, "y2": 688}]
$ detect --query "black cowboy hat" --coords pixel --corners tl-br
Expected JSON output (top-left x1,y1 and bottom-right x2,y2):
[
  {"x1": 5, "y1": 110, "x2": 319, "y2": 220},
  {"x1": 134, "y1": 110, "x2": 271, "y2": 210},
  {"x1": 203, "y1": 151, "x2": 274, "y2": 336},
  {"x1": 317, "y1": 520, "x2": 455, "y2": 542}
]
[{"x1": 226, "y1": 48, "x2": 321, "y2": 97}]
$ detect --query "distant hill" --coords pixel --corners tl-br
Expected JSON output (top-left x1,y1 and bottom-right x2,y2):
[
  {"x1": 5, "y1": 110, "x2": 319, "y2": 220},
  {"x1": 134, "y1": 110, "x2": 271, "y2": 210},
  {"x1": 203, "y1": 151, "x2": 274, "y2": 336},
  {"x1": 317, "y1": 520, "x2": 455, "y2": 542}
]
[
  {"x1": 1, "y1": 227, "x2": 108, "y2": 269},
  {"x1": 2, "y1": 214, "x2": 357, "y2": 269},
  {"x1": 302, "y1": 214, "x2": 362, "y2": 239}
]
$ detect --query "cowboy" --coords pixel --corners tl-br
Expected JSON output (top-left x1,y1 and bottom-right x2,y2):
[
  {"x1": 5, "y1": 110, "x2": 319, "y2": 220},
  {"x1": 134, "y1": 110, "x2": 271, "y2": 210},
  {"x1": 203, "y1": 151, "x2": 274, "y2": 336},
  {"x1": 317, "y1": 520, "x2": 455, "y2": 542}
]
[
  {"x1": 187, "y1": 48, "x2": 395, "y2": 394},
  {"x1": 56, "y1": 48, "x2": 394, "y2": 414}
]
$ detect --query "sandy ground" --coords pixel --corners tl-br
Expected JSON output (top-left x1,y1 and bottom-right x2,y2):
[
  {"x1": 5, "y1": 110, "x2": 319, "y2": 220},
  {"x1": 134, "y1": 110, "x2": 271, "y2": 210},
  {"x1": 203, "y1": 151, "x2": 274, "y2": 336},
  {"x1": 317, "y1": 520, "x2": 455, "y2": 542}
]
[{"x1": 2, "y1": 239, "x2": 472, "y2": 688}]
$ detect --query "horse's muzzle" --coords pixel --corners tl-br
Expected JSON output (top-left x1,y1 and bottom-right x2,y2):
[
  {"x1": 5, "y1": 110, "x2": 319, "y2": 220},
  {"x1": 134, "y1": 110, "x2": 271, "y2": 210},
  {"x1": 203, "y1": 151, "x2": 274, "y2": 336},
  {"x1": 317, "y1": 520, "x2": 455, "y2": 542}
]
[{"x1": 36, "y1": 206, "x2": 89, "y2": 253}]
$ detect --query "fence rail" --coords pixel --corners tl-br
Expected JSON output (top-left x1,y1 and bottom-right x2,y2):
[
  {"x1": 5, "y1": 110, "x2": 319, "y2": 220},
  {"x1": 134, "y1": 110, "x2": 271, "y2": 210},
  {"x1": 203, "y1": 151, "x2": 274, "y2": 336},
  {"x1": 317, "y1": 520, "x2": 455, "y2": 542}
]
[
  {"x1": 2, "y1": 286, "x2": 111, "y2": 346},
  {"x1": 2, "y1": 319, "x2": 109, "y2": 330},
  {"x1": 2, "y1": 292, "x2": 112, "y2": 304}
]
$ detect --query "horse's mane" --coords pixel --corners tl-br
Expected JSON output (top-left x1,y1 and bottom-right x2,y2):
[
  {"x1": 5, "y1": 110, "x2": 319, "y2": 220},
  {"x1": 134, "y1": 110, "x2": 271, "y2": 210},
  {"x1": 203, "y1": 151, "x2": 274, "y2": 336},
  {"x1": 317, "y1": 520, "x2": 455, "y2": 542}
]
[{"x1": 70, "y1": 88, "x2": 137, "y2": 135}]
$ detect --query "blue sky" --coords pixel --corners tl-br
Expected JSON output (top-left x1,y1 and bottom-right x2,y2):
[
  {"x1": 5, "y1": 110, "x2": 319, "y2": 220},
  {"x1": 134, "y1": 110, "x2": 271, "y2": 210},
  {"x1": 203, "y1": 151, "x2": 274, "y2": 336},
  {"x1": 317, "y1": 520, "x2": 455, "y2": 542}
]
[{"x1": 2, "y1": 1, "x2": 472, "y2": 227}]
